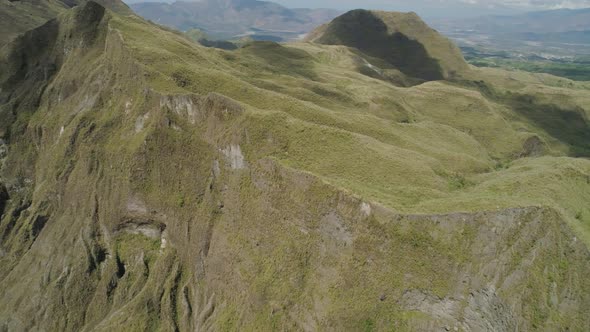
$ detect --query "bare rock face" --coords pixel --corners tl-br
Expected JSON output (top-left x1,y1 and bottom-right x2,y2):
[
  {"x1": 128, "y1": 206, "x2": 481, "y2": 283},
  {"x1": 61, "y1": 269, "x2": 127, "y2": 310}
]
[
  {"x1": 0, "y1": 184, "x2": 8, "y2": 219},
  {"x1": 520, "y1": 135, "x2": 545, "y2": 157},
  {"x1": 0, "y1": 139, "x2": 7, "y2": 172}
]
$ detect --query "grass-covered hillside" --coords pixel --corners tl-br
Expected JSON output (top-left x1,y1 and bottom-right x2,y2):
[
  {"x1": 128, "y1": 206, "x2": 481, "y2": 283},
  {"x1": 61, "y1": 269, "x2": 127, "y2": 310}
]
[
  {"x1": 0, "y1": 0, "x2": 71, "y2": 46},
  {"x1": 306, "y1": 10, "x2": 468, "y2": 81},
  {"x1": 0, "y1": 2, "x2": 589, "y2": 331},
  {"x1": 0, "y1": 0, "x2": 133, "y2": 47}
]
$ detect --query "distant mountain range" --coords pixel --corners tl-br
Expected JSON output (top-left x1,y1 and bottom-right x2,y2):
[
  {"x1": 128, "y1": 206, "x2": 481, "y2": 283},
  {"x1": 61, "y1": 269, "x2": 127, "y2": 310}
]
[
  {"x1": 433, "y1": 8, "x2": 590, "y2": 34},
  {"x1": 431, "y1": 8, "x2": 590, "y2": 57},
  {"x1": 130, "y1": 0, "x2": 341, "y2": 40}
]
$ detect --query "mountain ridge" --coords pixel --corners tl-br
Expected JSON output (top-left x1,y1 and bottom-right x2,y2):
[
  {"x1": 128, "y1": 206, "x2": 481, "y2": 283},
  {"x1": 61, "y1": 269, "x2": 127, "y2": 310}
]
[
  {"x1": 0, "y1": 2, "x2": 589, "y2": 330},
  {"x1": 0, "y1": 0, "x2": 133, "y2": 46}
]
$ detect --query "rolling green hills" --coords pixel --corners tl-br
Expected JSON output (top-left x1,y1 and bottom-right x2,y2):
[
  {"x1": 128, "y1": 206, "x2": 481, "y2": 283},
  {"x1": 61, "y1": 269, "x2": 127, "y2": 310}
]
[{"x1": 0, "y1": 2, "x2": 589, "y2": 331}]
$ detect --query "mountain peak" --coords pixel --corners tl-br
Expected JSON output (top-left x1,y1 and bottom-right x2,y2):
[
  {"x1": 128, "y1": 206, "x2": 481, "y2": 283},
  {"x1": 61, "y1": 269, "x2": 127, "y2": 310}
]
[{"x1": 306, "y1": 9, "x2": 468, "y2": 81}]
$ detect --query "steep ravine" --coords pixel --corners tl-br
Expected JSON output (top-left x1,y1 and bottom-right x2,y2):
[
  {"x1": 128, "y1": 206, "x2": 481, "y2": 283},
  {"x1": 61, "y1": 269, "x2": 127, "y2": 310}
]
[{"x1": 0, "y1": 2, "x2": 589, "y2": 331}]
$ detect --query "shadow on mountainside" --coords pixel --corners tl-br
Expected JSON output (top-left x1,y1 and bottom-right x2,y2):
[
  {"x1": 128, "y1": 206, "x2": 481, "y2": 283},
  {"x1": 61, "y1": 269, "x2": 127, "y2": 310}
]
[
  {"x1": 316, "y1": 10, "x2": 444, "y2": 81},
  {"x1": 455, "y1": 80, "x2": 589, "y2": 158},
  {"x1": 510, "y1": 95, "x2": 590, "y2": 157},
  {"x1": 239, "y1": 41, "x2": 318, "y2": 79}
]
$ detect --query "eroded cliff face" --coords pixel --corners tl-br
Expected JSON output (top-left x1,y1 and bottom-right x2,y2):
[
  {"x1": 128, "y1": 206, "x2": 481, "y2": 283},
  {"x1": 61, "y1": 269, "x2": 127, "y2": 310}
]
[{"x1": 0, "y1": 2, "x2": 589, "y2": 331}]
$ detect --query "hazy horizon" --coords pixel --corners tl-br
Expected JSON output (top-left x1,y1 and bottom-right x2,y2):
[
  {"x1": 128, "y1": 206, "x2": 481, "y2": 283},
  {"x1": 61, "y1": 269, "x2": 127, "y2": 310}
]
[
  {"x1": 273, "y1": 0, "x2": 590, "y2": 18},
  {"x1": 123, "y1": 0, "x2": 590, "y2": 18}
]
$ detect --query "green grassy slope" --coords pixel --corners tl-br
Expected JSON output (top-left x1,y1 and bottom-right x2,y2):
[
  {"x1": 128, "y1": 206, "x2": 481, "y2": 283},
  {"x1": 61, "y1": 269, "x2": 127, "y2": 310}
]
[
  {"x1": 0, "y1": 0, "x2": 68, "y2": 46},
  {"x1": 0, "y1": 3, "x2": 589, "y2": 331},
  {"x1": 0, "y1": 0, "x2": 133, "y2": 47},
  {"x1": 306, "y1": 9, "x2": 469, "y2": 81}
]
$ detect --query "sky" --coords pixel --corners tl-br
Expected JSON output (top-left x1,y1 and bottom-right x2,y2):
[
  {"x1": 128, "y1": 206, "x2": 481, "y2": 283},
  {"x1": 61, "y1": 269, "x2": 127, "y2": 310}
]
[{"x1": 271, "y1": 0, "x2": 590, "y2": 17}]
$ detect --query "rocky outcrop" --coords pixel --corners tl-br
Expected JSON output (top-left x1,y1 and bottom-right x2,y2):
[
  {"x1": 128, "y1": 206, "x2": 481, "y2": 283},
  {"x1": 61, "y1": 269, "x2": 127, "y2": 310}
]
[
  {"x1": 0, "y1": 184, "x2": 8, "y2": 219},
  {"x1": 396, "y1": 207, "x2": 590, "y2": 331}
]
